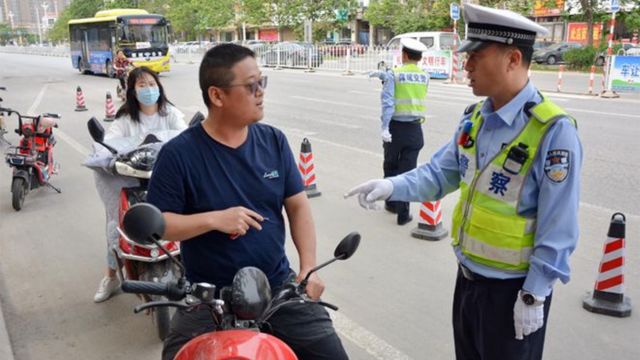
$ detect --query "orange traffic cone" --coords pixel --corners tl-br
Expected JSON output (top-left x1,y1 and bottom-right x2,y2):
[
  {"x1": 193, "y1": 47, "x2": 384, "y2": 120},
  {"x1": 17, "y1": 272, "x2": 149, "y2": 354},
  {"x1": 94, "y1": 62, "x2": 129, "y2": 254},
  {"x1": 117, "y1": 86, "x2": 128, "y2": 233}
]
[
  {"x1": 411, "y1": 201, "x2": 448, "y2": 241},
  {"x1": 104, "y1": 91, "x2": 116, "y2": 122},
  {"x1": 75, "y1": 86, "x2": 88, "y2": 112},
  {"x1": 297, "y1": 138, "x2": 321, "y2": 198},
  {"x1": 583, "y1": 213, "x2": 632, "y2": 317}
]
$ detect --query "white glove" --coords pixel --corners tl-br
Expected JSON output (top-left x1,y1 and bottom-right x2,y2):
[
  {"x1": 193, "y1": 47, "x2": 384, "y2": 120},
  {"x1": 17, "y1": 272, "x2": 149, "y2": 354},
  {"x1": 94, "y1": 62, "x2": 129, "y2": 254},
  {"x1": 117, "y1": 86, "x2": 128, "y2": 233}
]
[
  {"x1": 381, "y1": 128, "x2": 392, "y2": 143},
  {"x1": 513, "y1": 290, "x2": 545, "y2": 340},
  {"x1": 344, "y1": 179, "x2": 394, "y2": 210}
]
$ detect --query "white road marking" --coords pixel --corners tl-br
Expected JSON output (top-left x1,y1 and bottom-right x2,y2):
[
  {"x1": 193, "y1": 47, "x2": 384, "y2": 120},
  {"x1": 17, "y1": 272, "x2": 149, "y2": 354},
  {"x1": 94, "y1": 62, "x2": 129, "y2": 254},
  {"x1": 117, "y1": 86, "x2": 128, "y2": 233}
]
[
  {"x1": 564, "y1": 107, "x2": 640, "y2": 119},
  {"x1": 331, "y1": 312, "x2": 413, "y2": 360},
  {"x1": 277, "y1": 125, "x2": 382, "y2": 159},
  {"x1": 28, "y1": 84, "x2": 91, "y2": 156},
  {"x1": 291, "y1": 95, "x2": 373, "y2": 110}
]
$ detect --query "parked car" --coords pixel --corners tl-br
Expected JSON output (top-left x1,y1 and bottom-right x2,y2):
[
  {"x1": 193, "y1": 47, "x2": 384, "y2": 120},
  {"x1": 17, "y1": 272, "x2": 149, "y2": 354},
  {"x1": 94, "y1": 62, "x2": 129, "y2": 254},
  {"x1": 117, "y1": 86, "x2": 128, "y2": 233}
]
[
  {"x1": 261, "y1": 42, "x2": 323, "y2": 67},
  {"x1": 533, "y1": 42, "x2": 582, "y2": 65},
  {"x1": 595, "y1": 43, "x2": 640, "y2": 66},
  {"x1": 533, "y1": 41, "x2": 554, "y2": 51},
  {"x1": 319, "y1": 39, "x2": 366, "y2": 57}
]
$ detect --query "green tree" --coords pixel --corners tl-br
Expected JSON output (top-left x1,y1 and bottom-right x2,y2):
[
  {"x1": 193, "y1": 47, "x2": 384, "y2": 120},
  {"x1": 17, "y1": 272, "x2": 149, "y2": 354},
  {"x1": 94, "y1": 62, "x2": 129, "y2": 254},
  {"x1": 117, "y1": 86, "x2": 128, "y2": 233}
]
[
  {"x1": 48, "y1": 0, "x2": 103, "y2": 42},
  {"x1": 167, "y1": 0, "x2": 234, "y2": 40}
]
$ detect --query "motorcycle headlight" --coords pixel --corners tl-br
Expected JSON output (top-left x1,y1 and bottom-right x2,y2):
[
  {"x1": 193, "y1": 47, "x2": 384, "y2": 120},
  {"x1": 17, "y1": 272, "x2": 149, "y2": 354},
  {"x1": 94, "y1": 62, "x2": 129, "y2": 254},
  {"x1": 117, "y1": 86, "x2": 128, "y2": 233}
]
[
  {"x1": 231, "y1": 267, "x2": 272, "y2": 320},
  {"x1": 127, "y1": 146, "x2": 158, "y2": 171}
]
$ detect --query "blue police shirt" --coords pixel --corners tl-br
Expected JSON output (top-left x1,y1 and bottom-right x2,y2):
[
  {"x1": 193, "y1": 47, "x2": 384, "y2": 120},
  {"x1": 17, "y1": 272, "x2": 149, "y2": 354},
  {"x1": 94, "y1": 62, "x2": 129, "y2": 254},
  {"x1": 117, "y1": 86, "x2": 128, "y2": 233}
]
[
  {"x1": 146, "y1": 122, "x2": 304, "y2": 288},
  {"x1": 388, "y1": 81, "x2": 582, "y2": 297},
  {"x1": 379, "y1": 69, "x2": 428, "y2": 130}
]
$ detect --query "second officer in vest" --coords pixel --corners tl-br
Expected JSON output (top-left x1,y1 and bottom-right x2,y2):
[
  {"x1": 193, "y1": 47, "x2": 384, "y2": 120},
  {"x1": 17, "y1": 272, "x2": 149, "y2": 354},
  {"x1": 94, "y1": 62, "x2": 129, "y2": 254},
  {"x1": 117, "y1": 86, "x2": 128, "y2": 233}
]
[
  {"x1": 348, "y1": 4, "x2": 582, "y2": 359},
  {"x1": 376, "y1": 38, "x2": 429, "y2": 225}
]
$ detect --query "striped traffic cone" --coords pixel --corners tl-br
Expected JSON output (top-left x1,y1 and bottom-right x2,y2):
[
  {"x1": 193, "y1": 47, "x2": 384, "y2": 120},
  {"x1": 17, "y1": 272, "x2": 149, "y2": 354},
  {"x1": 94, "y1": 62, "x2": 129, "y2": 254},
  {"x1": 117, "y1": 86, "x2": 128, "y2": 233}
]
[
  {"x1": 104, "y1": 91, "x2": 116, "y2": 122},
  {"x1": 297, "y1": 138, "x2": 321, "y2": 198},
  {"x1": 411, "y1": 201, "x2": 448, "y2": 241},
  {"x1": 75, "y1": 86, "x2": 88, "y2": 112},
  {"x1": 583, "y1": 213, "x2": 632, "y2": 317}
]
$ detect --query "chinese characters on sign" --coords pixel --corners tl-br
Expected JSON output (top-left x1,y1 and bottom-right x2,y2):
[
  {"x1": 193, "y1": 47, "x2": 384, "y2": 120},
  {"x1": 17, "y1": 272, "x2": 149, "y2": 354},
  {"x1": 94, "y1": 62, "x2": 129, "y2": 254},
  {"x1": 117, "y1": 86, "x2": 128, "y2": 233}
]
[
  {"x1": 567, "y1": 22, "x2": 603, "y2": 45},
  {"x1": 533, "y1": 0, "x2": 564, "y2": 17},
  {"x1": 610, "y1": 56, "x2": 640, "y2": 93}
]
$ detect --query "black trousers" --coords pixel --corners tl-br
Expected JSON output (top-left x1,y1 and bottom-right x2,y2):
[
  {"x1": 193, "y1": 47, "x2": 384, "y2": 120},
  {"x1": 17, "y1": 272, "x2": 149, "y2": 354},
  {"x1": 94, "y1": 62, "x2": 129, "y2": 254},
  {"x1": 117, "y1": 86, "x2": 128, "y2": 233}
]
[
  {"x1": 453, "y1": 267, "x2": 553, "y2": 360},
  {"x1": 383, "y1": 120, "x2": 424, "y2": 221},
  {"x1": 162, "y1": 277, "x2": 348, "y2": 360}
]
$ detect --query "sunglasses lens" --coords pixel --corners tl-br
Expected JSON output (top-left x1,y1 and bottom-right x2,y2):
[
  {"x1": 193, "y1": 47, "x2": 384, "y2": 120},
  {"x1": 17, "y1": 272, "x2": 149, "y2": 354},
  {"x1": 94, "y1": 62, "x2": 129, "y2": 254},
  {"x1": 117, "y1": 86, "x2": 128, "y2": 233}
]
[{"x1": 261, "y1": 76, "x2": 268, "y2": 89}]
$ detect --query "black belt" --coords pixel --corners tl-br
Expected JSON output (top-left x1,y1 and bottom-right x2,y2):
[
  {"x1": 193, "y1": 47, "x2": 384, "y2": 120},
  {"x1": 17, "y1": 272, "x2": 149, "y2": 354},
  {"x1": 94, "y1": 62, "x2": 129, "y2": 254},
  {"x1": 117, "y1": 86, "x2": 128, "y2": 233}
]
[
  {"x1": 390, "y1": 118, "x2": 424, "y2": 125},
  {"x1": 458, "y1": 263, "x2": 490, "y2": 281}
]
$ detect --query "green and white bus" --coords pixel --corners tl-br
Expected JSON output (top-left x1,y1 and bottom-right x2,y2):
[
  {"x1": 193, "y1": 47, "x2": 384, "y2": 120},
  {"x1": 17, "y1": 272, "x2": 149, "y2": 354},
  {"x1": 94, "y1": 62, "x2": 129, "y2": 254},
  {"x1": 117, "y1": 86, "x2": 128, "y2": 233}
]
[{"x1": 69, "y1": 9, "x2": 170, "y2": 76}]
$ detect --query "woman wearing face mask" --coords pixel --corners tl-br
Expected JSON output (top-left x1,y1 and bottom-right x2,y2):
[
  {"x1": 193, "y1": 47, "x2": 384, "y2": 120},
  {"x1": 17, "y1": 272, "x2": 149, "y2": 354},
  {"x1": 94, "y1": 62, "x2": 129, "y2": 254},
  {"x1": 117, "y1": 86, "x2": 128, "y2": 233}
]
[
  {"x1": 93, "y1": 66, "x2": 187, "y2": 303},
  {"x1": 106, "y1": 66, "x2": 187, "y2": 141}
]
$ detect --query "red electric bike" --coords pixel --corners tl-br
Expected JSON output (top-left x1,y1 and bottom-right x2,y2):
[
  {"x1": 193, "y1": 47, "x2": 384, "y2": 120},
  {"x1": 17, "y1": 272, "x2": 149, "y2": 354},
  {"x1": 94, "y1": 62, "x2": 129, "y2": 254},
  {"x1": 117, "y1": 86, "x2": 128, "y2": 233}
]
[
  {"x1": 119, "y1": 203, "x2": 360, "y2": 360},
  {"x1": 1, "y1": 92, "x2": 61, "y2": 211}
]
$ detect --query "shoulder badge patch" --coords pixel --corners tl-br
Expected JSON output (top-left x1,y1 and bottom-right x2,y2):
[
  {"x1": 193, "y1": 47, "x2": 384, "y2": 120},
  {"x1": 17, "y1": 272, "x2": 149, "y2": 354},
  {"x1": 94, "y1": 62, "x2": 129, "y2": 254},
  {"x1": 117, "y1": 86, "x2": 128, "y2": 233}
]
[{"x1": 544, "y1": 150, "x2": 570, "y2": 183}]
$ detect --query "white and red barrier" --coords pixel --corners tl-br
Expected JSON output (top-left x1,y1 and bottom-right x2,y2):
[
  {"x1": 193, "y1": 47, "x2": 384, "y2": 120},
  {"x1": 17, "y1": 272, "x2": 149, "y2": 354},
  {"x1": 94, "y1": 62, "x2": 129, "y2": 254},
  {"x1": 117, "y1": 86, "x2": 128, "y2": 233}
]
[
  {"x1": 411, "y1": 201, "x2": 448, "y2": 241},
  {"x1": 75, "y1": 86, "x2": 88, "y2": 112},
  {"x1": 104, "y1": 91, "x2": 116, "y2": 122},
  {"x1": 556, "y1": 65, "x2": 564, "y2": 92},
  {"x1": 583, "y1": 213, "x2": 632, "y2": 317},
  {"x1": 297, "y1": 138, "x2": 321, "y2": 198},
  {"x1": 588, "y1": 65, "x2": 596, "y2": 95}
]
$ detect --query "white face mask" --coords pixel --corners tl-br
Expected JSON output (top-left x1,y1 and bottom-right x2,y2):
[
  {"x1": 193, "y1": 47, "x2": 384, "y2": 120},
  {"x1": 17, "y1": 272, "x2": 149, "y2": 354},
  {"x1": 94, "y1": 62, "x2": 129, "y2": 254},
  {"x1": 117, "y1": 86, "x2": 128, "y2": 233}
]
[{"x1": 136, "y1": 87, "x2": 160, "y2": 105}]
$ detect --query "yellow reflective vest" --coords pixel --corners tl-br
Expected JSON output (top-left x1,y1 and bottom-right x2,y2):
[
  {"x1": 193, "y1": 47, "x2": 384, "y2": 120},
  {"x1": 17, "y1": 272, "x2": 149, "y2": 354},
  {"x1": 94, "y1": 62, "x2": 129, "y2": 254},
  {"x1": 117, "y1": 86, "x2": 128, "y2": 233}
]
[
  {"x1": 451, "y1": 97, "x2": 576, "y2": 273},
  {"x1": 393, "y1": 64, "x2": 428, "y2": 119}
]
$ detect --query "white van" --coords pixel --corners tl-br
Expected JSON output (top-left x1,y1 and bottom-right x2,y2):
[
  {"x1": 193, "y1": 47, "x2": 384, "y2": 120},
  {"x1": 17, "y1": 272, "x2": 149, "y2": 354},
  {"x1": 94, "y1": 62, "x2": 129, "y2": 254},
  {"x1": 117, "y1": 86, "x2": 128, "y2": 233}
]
[
  {"x1": 379, "y1": 31, "x2": 459, "y2": 79},
  {"x1": 386, "y1": 32, "x2": 457, "y2": 52}
]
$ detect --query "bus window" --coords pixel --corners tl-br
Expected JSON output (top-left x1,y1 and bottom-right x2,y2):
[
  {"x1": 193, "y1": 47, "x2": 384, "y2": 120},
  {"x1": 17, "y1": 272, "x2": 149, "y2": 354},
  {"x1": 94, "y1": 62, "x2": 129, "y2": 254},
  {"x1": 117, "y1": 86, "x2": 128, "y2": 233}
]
[
  {"x1": 439, "y1": 34, "x2": 455, "y2": 50},
  {"x1": 419, "y1": 37, "x2": 434, "y2": 49},
  {"x1": 99, "y1": 28, "x2": 111, "y2": 50}
]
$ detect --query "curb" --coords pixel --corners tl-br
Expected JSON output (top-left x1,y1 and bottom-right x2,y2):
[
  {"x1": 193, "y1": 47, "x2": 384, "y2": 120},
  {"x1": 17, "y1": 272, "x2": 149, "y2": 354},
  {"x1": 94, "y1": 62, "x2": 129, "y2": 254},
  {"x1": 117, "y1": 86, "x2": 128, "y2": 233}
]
[{"x1": 0, "y1": 299, "x2": 15, "y2": 360}]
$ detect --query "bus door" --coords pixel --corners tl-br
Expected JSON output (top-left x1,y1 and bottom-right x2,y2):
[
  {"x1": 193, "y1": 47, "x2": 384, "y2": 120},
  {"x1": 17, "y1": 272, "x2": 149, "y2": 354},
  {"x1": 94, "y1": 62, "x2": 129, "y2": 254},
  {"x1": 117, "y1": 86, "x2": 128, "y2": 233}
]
[{"x1": 80, "y1": 28, "x2": 90, "y2": 70}]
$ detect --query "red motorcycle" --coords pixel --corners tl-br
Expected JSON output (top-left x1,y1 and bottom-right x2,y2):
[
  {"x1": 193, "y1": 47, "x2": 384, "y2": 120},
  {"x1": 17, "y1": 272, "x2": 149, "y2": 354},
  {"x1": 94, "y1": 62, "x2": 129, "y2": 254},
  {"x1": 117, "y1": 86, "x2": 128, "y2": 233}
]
[
  {"x1": 1, "y1": 98, "x2": 61, "y2": 211},
  {"x1": 87, "y1": 117, "x2": 183, "y2": 340},
  {"x1": 119, "y1": 203, "x2": 361, "y2": 360}
]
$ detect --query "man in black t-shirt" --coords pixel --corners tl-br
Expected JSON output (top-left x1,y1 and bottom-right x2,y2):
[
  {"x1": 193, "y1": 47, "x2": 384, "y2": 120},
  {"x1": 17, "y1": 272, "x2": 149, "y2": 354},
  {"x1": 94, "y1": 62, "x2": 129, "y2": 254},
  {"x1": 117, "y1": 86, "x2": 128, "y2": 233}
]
[{"x1": 147, "y1": 44, "x2": 348, "y2": 360}]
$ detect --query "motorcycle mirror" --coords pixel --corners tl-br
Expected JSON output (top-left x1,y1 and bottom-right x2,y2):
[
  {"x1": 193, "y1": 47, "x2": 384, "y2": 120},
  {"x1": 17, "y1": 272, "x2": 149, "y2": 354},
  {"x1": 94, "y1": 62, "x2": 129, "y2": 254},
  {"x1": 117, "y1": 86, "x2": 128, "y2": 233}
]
[
  {"x1": 87, "y1": 117, "x2": 105, "y2": 143},
  {"x1": 87, "y1": 117, "x2": 118, "y2": 154},
  {"x1": 188, "y1": 111, "x2": 205, "y2": 127},
  {"x1": 122, "y1": 203, "x2": 165, "y2": 246},
  {"x1": 334, "y1": 232, "x2": 361, "y2": 260},
  {"x1": 301, "y1": 232, "x2": 361, "y2": 286}
]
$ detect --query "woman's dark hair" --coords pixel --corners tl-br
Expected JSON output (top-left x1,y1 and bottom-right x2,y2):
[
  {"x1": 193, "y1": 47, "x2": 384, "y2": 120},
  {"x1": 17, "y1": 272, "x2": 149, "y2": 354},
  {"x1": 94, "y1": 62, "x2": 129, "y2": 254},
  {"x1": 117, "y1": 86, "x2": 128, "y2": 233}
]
[
  {"x1": 115, "y1": 66, "x2": 172, "y2": 122},
  {"x1": 199, "y1": 43, "x2": 255, "y2": 107}
]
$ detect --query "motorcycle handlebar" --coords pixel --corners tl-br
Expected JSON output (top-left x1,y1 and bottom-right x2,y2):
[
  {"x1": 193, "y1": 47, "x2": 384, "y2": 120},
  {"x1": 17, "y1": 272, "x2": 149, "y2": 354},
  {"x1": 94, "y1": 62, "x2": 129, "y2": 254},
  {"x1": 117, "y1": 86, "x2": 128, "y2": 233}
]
[{"x1": 121, "y1": 280, "x2": 187, "y2": 300}]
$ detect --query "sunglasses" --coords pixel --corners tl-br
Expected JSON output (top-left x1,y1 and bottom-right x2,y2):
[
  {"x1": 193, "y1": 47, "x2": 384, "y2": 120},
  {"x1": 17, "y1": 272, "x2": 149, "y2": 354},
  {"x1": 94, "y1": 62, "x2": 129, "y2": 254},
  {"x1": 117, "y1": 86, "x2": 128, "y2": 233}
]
[{"x1": 220, "y1": 76, "x2": 268, "y2": 95}]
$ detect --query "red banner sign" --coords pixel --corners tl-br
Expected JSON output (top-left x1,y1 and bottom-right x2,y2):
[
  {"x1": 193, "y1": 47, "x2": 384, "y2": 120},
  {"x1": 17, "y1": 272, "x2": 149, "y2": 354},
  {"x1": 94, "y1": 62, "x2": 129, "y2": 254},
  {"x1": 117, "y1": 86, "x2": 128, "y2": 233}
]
[
  {"x1": 533, "y1": 0, "x2": 564, "y2": 17},
  {"x1": 567, "y1": 22, "x2": 603, "y2": 45}
]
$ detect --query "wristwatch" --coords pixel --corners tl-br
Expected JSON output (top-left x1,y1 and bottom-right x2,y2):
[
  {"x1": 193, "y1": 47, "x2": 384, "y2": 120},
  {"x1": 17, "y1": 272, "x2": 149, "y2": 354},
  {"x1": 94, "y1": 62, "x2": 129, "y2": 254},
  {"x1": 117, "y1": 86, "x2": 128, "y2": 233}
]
[{"x1": 521, "y1": 291, "x2": 545, "y2": 306}]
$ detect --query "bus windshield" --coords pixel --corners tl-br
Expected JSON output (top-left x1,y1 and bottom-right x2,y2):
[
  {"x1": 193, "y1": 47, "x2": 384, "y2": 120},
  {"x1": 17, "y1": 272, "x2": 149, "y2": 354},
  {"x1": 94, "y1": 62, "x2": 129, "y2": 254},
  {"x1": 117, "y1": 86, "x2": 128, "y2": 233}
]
[{"x1": 121, "y1": 24, "x2": 167, "y2": 48}]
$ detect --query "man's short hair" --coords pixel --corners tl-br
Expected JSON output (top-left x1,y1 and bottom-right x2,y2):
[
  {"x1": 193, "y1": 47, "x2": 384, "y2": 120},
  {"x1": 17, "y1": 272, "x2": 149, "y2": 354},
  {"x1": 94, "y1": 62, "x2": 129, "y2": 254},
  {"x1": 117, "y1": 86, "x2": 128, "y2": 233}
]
[
  {"x1": 199, "y1": 43, "x2": 255, "y2": 107},
  {"x1": 497, "y1": 44, "x2": 532, "y2": 67},
  {"x1": 402, "y1": 48, "x2": 423, "y2": 61}
]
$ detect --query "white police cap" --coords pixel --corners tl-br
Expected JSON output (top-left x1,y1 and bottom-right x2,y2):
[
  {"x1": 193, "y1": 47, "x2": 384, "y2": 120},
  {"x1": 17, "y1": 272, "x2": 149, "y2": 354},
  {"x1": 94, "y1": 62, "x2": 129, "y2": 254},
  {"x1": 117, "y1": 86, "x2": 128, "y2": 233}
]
[
  {"x1": 401, "y1": 38, "x2": 428, "y2": 54},
  {"x1": 458, "y1": 3, "x2": 550, "y2": 53}
]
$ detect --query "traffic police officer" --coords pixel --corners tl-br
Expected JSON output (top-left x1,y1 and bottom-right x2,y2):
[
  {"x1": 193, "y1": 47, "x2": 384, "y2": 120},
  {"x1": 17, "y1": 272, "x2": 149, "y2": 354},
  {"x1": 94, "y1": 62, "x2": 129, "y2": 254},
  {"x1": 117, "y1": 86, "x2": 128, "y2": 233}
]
[
  {"x1": 347, "y1": 4, "x2": 582, "y2": 359},
  {"x1": 370, "y1": 37, "x2": 429, "y2": 225}
]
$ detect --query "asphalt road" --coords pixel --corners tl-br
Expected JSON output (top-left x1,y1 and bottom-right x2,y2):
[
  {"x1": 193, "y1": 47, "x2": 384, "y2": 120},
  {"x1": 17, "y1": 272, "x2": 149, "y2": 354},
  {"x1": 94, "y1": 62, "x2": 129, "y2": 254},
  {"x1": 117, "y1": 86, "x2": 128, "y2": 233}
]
[{"x1": 0, "y1": 52, "x2": 639, "y2": 360}]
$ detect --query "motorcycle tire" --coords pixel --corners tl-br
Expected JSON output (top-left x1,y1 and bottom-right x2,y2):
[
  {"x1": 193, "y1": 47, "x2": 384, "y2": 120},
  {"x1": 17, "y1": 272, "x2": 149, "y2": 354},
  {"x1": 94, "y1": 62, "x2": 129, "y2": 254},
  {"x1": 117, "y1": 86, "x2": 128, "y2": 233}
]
[
  {"x1": 152, "y1": 296, "x2": 171, "y2": 341},
  {"x1": 141, "y1": 261, "x2": 178, "y2": 341},
  {"x1": 11, "y1": 177, "x2": 25, "y2": 211}
]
